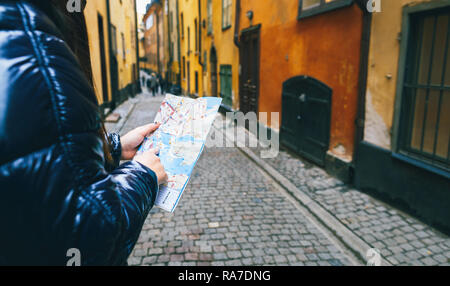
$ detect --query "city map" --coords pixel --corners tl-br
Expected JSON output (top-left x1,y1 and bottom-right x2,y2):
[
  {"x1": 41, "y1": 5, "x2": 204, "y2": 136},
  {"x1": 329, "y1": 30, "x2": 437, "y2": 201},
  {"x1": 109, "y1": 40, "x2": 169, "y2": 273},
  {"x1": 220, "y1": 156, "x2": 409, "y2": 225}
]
[{"x1": 137, "y1": 94, "x2": 222, "y2": 212}]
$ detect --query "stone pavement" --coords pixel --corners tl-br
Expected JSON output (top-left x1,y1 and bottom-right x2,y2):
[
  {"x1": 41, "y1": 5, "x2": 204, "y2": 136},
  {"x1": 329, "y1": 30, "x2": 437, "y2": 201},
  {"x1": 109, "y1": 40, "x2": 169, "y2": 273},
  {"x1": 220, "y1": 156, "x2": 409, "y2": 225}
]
[
  {"x1": 243, "y1": 139, "x2": 450, "y2": 266},
  {"x1": 106, "y1": 91, "x2": 449, "y2": 266}
]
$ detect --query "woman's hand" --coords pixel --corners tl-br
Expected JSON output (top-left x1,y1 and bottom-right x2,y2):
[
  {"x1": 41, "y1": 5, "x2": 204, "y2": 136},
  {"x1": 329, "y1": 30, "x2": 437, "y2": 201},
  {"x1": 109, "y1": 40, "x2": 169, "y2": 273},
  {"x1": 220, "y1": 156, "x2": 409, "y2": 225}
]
[
  {"x1": 121, "y1": 123, "x2": 161, "y2": 160},
  {"x1": 134, "y1": 149, "x2": 168, "y2": 185}
]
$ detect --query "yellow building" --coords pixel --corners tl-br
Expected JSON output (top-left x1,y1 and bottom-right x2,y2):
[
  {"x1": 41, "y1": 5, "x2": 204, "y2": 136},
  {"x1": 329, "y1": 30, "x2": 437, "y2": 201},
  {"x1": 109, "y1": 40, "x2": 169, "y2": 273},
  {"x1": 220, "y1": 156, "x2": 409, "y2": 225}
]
[
  {"x1": 167, "y1": 0, "x2": 181, "y2": 85},
  {"x1": 355, "y1": 0, "x2": 450, "y2": 230},
  {"x1": 178, "y1": 0, "x2": 204, "y2": 97},
  {"x1": 84, "y1": 0, "x2": 139, "y2": 111},
  {"x1": 201, "y1": 0, "x2": 239, "y2": 109}
]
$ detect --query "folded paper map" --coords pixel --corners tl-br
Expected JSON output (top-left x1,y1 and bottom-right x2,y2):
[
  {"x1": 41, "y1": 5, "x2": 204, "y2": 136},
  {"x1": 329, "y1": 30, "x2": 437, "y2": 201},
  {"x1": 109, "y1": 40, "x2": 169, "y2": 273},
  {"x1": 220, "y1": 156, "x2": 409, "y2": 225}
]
[{"x1": 137, "y1": 94, "x2": 222, "y2": 212}]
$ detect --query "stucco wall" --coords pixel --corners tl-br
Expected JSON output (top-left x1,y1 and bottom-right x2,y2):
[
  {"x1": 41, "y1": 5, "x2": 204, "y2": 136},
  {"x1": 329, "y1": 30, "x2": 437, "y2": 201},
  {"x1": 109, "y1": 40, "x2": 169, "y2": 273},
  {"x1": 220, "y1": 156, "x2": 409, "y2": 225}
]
[
  {"x1": 240, "y1": 0, "x2": 363, "y2": 160},
  {"x1": 364, "y1": 0, "x2": 433, "y2": 149},
  {"x1": 110, "y1": 0, "x2": 138, "y2": 90},
  {"x1": 85, "y1": 0, "x2": 111, "y2": 104},
  {"x1": 178, "y1": 0, "x2": 203, "y2": 96}
]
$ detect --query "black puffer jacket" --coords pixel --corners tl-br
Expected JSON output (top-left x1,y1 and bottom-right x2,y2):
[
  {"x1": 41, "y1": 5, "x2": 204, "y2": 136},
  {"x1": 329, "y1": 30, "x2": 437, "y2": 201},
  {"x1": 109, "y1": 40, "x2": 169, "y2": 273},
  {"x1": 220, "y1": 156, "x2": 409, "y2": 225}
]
[{"x1": 0, "y1": 1, "x2": 158, "y2": 265}]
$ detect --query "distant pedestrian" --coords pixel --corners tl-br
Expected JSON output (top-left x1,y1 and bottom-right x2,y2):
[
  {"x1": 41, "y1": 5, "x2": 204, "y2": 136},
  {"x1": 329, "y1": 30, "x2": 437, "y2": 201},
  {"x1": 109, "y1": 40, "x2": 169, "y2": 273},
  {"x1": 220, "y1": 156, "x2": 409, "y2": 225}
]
[
  {"x1": 158, "y1": 74, "x2": 165, "y2": 95},
  {"x1": 150, "y1": 73, "x2": 158, "y2": 97}
]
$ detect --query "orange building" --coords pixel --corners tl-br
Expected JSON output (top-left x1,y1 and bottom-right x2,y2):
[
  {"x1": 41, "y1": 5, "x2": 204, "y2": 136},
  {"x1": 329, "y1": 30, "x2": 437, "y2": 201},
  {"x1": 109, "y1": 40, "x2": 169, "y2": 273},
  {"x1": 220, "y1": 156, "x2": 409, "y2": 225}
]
[
  {"x1": 143, "y1": 0, "x2": 166, "y2": 75},
  {"x1": 238, "y1": 0, "x2": 368, "y2": 180}
]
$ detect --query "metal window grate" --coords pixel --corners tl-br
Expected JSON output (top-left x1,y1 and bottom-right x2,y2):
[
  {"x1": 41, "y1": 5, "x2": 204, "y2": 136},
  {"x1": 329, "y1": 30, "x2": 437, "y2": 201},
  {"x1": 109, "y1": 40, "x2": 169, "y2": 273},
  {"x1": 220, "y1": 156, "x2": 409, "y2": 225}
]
[{"x1": 401, "y1": 9, "x2": 450, "y2": 171}]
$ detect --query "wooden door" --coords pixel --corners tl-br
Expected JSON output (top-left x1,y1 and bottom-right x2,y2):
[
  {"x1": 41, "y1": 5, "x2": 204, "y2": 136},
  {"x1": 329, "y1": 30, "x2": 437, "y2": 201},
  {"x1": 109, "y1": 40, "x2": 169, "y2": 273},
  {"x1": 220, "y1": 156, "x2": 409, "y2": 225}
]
[
  {"x1": 281, "y1": 76, "x2": 332, "y2": 166},
  {"x1": 210, "y1": 47, "x2": 218, "y2": 97},
  {"x1": 239, "y1": 25, "x2": 260, "y2": 115}
]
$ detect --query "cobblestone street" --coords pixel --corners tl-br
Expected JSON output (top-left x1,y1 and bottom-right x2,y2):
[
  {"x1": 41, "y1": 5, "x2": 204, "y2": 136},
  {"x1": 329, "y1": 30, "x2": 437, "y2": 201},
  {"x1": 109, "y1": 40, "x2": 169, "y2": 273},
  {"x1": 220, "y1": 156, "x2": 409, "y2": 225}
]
[{"x1": 106, "y1": 91, "x2": 449, "y2": 266}]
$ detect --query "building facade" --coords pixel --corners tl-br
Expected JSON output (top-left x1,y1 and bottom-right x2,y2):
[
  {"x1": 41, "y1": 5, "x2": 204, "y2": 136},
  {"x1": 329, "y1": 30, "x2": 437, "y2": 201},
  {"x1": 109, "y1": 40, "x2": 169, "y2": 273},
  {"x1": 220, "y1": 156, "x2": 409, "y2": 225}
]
[
  {"x1": 177, "y1": 0, "x2": 203, "y2": 96},
  {"x1": 201, "y1": 0, "x2": 240, "y2": 109},
  {"x1": 238, "y1": 0, "x2": 367, "y2": 180},
  {"x1": 143, "y1": 0, "x2": 163, "y2": 74},
  {"x1": 84, "y1": 0, "x2": 140, "y2": 111},
  {"x1": 167, "y1": 0, "x2": 181, "y2": 85},
  {"x1": 138, "y1": 0, "x2": 450, "y2": 230},
  {"x1": 355, "y1": 0, "x2": 450, "y2": 230}
]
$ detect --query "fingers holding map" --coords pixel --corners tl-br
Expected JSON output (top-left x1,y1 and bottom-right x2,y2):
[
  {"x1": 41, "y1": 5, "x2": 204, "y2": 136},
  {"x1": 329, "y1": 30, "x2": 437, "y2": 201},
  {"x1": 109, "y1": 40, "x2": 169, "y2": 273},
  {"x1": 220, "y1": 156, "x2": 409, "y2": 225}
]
[{"x1": 137, "y1": 94, "x2": 222, "y2": 212}]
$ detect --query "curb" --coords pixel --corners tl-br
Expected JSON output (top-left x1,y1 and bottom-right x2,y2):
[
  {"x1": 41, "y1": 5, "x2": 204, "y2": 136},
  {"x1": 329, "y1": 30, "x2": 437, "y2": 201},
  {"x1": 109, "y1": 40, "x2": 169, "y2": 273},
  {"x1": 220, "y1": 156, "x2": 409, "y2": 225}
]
[
  {"x1": 112, "y1": 100, "x2": 138, "y2": 134},
  {"x1": 213, "y1": 116, "x2": 392, "y2": 266}
]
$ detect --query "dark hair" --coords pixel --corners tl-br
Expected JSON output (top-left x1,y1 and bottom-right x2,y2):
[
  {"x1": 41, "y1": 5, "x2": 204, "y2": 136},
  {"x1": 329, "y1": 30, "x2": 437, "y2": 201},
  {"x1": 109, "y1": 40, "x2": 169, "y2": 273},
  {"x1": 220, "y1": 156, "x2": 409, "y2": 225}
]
[{"x1": 19, "y1": 0, "x2": 114, "y2": 165}]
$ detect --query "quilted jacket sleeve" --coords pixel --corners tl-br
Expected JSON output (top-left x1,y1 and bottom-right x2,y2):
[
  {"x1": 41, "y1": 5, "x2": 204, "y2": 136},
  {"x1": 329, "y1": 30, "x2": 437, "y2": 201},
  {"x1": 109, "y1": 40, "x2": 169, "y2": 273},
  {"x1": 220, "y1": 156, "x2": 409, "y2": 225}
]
[
  {"x1": 0, "y1": 2, "x2": 159, "y2": 265},
  {"x1": 106, "y1": 133, "x2": 123, "y2": 171}
]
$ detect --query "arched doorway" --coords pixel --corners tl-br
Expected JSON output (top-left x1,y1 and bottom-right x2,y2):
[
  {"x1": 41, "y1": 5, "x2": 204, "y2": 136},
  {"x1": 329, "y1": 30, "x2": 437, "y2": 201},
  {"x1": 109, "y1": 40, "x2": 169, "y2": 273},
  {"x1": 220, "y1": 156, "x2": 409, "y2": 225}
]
[
  {"x1": 210, "y1": 46, "x2": 217, "y2": 97},
  {"x1": 281, "y1": 75, "x2": 332, "y2": 166}
]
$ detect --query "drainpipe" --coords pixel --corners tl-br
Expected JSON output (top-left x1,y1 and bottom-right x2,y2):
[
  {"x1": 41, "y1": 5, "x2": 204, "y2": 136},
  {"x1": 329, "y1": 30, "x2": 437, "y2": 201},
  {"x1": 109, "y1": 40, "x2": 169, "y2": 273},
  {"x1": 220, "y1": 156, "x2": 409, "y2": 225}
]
[
  {"x1": 353, "y1": 0, "x2": 373, "y2": 168},
  {"x1": 198, "y1": 0, "x2": 203, "y2": 67},
  {"x1": 234, "y1": 0, "x2": 241, "y2": 47},
  {"x1": 106, "y1": 0, "x2": 115, "y2": 109},
  {"x1": 167, "y1": 0, "x2": 172, "y2": 81},
  {"x1": 176, "y1": 0, "x2": 181, "y2": 85},
  {"x1": 134, "y1": 0, "x2": 141, "y2": 93},
  {"x1": 156, "y1": 11, "x2": 161, "y2": 74}
]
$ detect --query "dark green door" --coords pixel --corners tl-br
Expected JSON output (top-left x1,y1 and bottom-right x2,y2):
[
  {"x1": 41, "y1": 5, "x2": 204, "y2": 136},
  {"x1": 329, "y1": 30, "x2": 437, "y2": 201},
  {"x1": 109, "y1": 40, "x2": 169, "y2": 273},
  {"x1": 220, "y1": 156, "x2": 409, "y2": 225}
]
[{"x1": 281, "y1": 76, "x2": 332, "y2": 166}]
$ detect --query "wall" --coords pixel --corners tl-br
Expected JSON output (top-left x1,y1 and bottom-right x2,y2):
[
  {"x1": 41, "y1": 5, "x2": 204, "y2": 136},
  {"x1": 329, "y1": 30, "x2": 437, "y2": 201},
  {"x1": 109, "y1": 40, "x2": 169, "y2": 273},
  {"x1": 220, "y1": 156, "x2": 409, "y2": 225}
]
[
  {"x1": 239, "y1": 0, "x2": 364, "y2": 161},
  {"x1": 85, "y1": 0, "x2": 138, "y2": 106},
  {"x1": 364, "y1": 0, "x2": 434, "y2": 150},
  {"x1": 110, "y1": 0, "x2": 139, "y2": 91},
  {"x1": 84, "y1": 0, "x2": 111, "y2": 105},
  {"x1": 202, "y1": 0, "x2": 240, "y2": 107},
  {"x1": 178, "y1": 0, "x2": 200, "y2": 96}
]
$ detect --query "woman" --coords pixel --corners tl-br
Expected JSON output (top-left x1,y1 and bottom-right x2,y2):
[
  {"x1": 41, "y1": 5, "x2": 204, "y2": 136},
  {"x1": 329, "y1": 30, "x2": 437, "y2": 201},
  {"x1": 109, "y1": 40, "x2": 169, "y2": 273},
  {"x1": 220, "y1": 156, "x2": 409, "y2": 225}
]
[{"x1": 0, "y1": 0, "x2": 167, "y2": 265}]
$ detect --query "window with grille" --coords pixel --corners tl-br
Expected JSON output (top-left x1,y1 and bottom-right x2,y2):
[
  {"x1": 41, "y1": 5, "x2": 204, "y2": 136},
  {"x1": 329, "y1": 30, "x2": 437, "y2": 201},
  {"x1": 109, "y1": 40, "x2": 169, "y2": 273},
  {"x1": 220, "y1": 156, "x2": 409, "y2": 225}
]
[
  {"x1": 220, "y1": 65, "x2": 232, "y2": 107},
  {"x1": 222, "y1": 0, "x2": 232, "y2": 30},
  {"x1": 398, "y1": 8, "x2": 450, "y2": 172}
]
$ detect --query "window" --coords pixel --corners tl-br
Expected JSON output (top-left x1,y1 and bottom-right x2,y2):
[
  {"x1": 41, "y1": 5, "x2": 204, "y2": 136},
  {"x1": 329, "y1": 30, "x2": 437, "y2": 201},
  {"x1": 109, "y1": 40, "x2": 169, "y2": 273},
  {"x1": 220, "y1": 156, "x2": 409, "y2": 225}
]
[
  {"x1": 204, "y1": 51, "x2": 207, "y2": 72},
  {"x1": 130, "y1": 17, "x2": 135, "y2": 49},
  {"x1": 195, "y1": 18, "x2": 198, "y2": 52},
  {"x1": 183, "y1": 56, "x2": 186, "y2": 79},
  {"x1": 187, "y1": 26, "x2": 191, "y2": 55},
  {"x1": 220, "y1": 65, "x2": 232, "y2": 107},
  {"x1": 207, "y1": 0, "x2": 213, "y2": 35},
  {"x1": 297, "y1": 0, "x2": 353, "y2": 20},
  {"x1": 222, "y1": 0, "x2": 232, "y2": 30},
  {"x1": 395, "y1": 6, "x2": 450, "y2": 172},
  {"x1": 181, "y1": 13, "x2": 184, "y2": 38},
  {"x1": 195, "y1": 71, "x2": 199, "y2": 94},
  {"x1": 110, "y1": 25, "x2": 117, "y2": 55},
  {"x1": 121, "y1": 32, "x2": 126, "y2": 61},
  {"x1": 169, "y1": 12, "x2": 173, "y2": 35}
]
